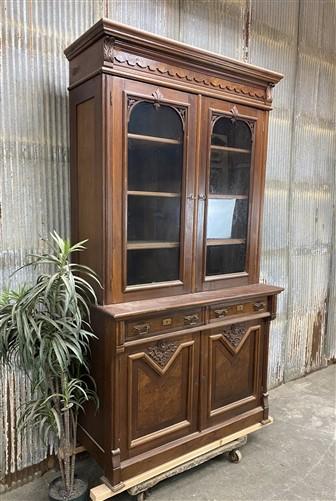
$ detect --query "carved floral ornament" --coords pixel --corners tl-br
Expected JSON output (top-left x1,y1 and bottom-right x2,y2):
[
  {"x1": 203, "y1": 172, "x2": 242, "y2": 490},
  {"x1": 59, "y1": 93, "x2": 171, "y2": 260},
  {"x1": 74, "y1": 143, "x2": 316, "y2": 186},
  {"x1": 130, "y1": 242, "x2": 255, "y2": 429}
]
[
  {"x1": 146, "y1": 341, "x2": 178, "y2": 369},
  {"x1": 221, "y1": 324, "x2": 248, "y2": 350},
  {"x1": 103, "y1": 41, "x2": 268, "y2": 103}
]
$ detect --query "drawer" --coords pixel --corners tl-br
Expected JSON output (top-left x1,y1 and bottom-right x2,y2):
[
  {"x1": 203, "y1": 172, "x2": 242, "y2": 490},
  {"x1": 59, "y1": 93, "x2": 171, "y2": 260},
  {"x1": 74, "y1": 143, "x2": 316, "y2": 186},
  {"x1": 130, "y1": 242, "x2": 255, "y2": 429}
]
[
  {"x1": 209, "y1": 298, "x2": 267, "y2": 322},
  {"x1": 126, "y1": 308, "x2": 204, "y2": 339}
]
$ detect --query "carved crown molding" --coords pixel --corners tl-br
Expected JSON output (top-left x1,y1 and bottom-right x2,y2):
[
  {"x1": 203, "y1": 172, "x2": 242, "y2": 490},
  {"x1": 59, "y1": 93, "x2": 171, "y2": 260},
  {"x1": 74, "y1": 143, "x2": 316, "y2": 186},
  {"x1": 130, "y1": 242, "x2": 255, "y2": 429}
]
[
  {"x1": 146, "y1": 341, "x2": 178, "y2": 369},
  {"x1": 110, "y1": 48, "x2": 267, "y2": 103}
]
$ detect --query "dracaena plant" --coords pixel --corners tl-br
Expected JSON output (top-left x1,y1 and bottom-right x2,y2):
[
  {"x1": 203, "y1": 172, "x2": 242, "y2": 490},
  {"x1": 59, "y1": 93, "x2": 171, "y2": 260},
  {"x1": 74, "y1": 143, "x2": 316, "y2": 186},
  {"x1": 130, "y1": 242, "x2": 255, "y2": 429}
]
[{"x1": 0, "y1": 232, "x2": 100, "y2": 499}]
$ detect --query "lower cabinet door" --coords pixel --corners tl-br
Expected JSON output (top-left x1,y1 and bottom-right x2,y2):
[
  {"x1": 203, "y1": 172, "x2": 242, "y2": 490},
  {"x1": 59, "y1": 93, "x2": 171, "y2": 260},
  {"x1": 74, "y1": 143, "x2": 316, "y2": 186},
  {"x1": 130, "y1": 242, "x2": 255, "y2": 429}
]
[
  {"x1": 201, "y1": 320, "x2": 264, "y2": 428},
  {"x1": 121, "y1": 332, "x2": 200, "y2": 457}
]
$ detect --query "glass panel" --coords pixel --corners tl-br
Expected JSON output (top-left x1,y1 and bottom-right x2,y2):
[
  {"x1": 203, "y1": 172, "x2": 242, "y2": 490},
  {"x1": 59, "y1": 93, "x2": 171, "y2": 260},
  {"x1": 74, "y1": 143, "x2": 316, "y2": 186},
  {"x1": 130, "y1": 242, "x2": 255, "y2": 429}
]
[
  {"x1": 127, "y1": 248, "x2": 180, "y2": 286},
  {"x1": 128, "y1": 140, "x2": 182, "y2": 193},
  {"x1": 129, "y1": 101, "x2": 183, "y2": 140},
  {"x1": 206, "y1": 116, "x2": 252, "y2": 276},
  {"x1": 127, "y1": 100, "x2": 184, "y2": 286},
  {"x1": 206, "y1": 244, "x2": 246, "y2": 276},
  {"x1": 128, "y1": 196, "x2": 180, "y2": 243}
]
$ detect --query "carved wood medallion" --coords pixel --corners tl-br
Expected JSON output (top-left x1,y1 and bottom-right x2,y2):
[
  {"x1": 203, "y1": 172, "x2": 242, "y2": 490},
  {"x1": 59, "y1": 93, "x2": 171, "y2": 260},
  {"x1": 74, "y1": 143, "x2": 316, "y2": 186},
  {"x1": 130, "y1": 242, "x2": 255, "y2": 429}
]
[{"x1": 146, "y1": 341, "x2": 178, "y2": 368}]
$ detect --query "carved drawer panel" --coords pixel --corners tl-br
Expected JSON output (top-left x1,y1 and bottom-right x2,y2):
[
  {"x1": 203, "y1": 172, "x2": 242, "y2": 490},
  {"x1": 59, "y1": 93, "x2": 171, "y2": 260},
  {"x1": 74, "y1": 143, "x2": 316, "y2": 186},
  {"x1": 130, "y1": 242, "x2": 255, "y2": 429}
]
[
  {"x1": 209, "y1": 298, "x2": 267, "y2": 322},
  {"x1": 125, "y1": 308, "x2": 204, "y2": 339}
]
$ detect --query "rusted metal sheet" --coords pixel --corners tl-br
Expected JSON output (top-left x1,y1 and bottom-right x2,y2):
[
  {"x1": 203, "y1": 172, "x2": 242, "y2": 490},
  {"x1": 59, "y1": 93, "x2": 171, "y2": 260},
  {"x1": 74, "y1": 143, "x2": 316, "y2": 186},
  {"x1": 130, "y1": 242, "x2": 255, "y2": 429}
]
[{"x1": 0, "y1": 0, "x2": 335, "y2": 489}]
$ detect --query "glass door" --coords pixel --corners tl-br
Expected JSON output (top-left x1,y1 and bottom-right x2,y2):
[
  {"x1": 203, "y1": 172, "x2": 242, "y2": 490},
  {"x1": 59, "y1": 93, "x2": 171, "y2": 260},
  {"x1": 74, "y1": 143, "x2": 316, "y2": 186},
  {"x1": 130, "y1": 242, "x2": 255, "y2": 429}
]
[
  {"x1": 206, "y1": 116, "x2": 251, "y2": 275},
  {"x1": 196, "y1": 99, "x2": 262, "y2": 290},
  {"x1": 120, "y1": 81, "x2": 196, "y2": 297}
]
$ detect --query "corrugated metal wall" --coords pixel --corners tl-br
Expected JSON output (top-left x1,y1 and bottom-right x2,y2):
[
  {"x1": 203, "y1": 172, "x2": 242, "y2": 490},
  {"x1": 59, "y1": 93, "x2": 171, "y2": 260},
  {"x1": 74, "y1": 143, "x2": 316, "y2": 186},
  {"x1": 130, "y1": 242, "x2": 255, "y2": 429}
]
[{"x1": 1, "y1": 0, "x2": 335, "y2": 487}]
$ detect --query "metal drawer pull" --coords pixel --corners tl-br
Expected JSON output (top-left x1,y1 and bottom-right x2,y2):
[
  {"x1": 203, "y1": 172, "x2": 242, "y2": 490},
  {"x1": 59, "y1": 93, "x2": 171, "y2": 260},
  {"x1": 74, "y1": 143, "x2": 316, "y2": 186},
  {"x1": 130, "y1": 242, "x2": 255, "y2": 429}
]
[
  {"x1": 133, "y1": 323, "x2": 150, "y2": 335},
  {"x1": 214, "y1": 308, "x2": 229, "y2": 319},
  {"x1": 184, "y1": 314, "x2": 199, "y2": 326},
  {"x1": 254, "y1": 302, "x2": 265, "y2": 312}
]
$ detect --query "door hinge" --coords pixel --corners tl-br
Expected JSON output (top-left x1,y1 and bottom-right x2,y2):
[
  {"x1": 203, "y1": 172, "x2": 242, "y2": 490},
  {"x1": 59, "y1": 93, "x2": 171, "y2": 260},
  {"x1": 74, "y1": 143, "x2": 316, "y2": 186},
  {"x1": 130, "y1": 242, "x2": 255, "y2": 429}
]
[{"x1": 110, "y1": 91, "x2": 112, "y2": 106}]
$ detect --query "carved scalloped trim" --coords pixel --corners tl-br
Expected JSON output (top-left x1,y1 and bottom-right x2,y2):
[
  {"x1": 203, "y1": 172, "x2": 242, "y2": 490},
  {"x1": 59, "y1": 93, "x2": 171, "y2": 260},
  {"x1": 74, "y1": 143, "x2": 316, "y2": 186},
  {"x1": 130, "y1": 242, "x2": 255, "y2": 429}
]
[{"x1": 112, "y1": 49, "x2": 266, "y2": 101}]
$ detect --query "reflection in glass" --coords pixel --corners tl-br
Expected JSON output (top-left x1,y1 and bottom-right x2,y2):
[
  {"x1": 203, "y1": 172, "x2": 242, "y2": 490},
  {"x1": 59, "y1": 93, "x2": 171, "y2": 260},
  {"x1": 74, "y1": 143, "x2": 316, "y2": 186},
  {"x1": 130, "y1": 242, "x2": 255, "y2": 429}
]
[
  {"x1": 127, "y1": 100, "x2": 184, "y2": 286},
  {"x1": 206, "y1": 116, "x2": 252, "y2": 276},
  {"x1": 209, "y1": 151, "x2": 250, "y2": 195}
]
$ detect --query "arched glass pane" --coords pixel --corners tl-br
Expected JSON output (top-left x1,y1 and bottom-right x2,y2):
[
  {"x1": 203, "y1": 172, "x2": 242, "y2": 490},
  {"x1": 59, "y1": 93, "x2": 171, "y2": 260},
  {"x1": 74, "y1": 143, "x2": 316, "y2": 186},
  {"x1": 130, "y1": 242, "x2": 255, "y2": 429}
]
[
  {"x1": 127, "y1": 100, "x2": 184, "y2": 286},
  {"x1": 206, "y1": 116, "x2": 252, "y2": 276}
]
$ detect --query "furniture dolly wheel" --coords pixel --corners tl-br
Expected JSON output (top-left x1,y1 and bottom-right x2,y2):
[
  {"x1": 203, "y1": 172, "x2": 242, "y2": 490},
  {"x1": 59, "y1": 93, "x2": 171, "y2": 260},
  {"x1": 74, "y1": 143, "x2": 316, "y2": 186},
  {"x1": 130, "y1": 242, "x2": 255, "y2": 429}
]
[
  {"x1": 135, "y1": 489, "x2": 151, "y2": 501},
  {"x1": 228, "y1": 448, "x2": 242, "y2": 463}
]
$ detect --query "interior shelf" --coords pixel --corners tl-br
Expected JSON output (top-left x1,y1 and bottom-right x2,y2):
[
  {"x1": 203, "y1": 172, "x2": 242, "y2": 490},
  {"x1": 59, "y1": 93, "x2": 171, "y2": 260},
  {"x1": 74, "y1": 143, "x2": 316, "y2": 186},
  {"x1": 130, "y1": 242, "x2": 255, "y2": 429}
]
[
  {"x1": 206, "y1": 238, "x2": 246, "y2": 246},
  {"x1": 128, "y1": 133, "x2": 181, "y2": 145},
  {"x1": 127, "y1": 241, "x2": 180, "y2": 250},
  {"x1": 208, "y1": 194, "x2": 248, "y2": 199},
  {"x1": 211, "y1": 145, "x2": 251, "y2": 153},
  {"x1": 128, "y1": 190, "x2": 180, "y2": 198}
]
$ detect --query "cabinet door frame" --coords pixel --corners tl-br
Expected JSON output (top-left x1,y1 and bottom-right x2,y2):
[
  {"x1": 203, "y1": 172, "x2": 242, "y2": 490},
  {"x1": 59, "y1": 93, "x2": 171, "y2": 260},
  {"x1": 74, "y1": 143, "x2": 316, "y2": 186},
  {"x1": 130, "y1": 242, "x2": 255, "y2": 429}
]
[
  {"x1": 200, "y1": 319, "x2": 265, "y2": 430},
  {"x1": 195, "y1": 97, "x2": 267, "y2": 292},
  {"x1": 108, "y1": 77, "x2": 197, "y2": 303},
  {"x1": 119, "y1": 332, "x2": 200, "y2": 459}
]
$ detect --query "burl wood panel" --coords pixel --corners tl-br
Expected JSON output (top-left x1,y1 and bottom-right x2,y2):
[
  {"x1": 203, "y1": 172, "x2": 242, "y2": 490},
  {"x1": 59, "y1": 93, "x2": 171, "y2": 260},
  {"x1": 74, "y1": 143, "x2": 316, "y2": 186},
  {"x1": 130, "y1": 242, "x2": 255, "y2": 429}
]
[{"x1": 122, "y1": 333, "x2": 200, "y2": 457}]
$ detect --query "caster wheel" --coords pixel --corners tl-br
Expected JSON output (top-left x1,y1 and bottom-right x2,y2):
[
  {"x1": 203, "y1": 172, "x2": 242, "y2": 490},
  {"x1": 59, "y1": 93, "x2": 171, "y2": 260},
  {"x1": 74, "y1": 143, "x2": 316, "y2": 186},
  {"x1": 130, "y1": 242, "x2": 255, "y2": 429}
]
[
  {"x1": 228, "y1": 449, "x2": 242, "y2": 463},
  {"x1": 136, "y1": 493, "x2": 146, "y2": 501}
]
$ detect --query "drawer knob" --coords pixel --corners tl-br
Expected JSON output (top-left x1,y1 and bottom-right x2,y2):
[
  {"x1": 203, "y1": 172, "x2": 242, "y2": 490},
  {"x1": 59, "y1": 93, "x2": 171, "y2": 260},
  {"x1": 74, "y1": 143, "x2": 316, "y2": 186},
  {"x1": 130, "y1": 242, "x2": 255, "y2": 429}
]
[
  {"x1": 254, "y1": 302, "x2": 265, "y2": 312},
  {"x1": 214, "y1": 308, "x2": 229, "y2": 319},
  {"x1": 184, "y1": 314, "x2": 199, "y2": 326},
  {"x1": 133, "y1": 323, "x2": 150, "y2": 335}
]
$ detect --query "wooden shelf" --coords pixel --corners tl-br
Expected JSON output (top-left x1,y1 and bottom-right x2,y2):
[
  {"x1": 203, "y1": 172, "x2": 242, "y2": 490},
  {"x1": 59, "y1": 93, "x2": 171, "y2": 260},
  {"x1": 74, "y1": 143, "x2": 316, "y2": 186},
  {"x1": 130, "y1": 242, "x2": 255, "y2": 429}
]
[
  {"x1": 211, "y1": 145, "x2": 251, "y2": 154},
  {"x1": 128, "y1": 133, "x2": 181, "y2": 145},
  {"x1": 127, "y1": 241, "x2": 180, "y2": 250},
  {"x1": 128, "y1": 191, "x2": 180, "y2": 198},
  {"x1": 208, "y1": 194, "x2": 248, "y2": 200},
  {"x1": 206, "y1": 239, "x2": 245, "y2": 246}
]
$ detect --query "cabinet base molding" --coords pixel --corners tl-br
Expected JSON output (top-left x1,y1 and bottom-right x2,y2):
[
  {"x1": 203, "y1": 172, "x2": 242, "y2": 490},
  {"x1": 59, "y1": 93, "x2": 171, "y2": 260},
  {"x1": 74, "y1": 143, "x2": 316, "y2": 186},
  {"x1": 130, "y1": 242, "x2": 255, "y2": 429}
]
[{"x1": 90, "y1": 417, "x2": 273, "y2": 501}]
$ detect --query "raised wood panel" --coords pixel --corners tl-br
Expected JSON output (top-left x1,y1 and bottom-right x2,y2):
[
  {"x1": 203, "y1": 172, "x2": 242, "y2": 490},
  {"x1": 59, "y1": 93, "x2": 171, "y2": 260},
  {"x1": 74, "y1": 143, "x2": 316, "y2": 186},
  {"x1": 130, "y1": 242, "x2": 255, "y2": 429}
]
[
  {"x1": 203, "y1": 322, "x2": 262, "y2": 427},
  {"x1": 124, "y1": 333, "x2": 199, "y2": 456}
]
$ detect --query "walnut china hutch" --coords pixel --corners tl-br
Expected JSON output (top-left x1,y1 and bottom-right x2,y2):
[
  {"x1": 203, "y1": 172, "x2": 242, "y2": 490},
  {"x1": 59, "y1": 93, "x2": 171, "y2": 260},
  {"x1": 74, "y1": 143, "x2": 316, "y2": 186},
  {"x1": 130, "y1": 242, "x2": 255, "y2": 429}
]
[{"x1": 65, "y1": 19, "x2": 283, "y2": 494}]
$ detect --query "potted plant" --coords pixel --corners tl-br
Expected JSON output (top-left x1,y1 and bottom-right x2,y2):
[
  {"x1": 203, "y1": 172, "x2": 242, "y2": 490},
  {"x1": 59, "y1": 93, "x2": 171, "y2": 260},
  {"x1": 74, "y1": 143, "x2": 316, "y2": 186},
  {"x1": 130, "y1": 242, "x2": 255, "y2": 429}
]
[{"x1": 0, "y1": 232, "x2": 100, "y2": 501}]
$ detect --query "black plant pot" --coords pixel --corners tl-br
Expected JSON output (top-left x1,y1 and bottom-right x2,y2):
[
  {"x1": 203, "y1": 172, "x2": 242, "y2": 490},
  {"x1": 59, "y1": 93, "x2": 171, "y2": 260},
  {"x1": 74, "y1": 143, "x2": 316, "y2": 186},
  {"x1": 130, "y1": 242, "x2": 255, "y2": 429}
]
[{"x1": 48, "y1": 476, "x2": 89, "y2": 501}]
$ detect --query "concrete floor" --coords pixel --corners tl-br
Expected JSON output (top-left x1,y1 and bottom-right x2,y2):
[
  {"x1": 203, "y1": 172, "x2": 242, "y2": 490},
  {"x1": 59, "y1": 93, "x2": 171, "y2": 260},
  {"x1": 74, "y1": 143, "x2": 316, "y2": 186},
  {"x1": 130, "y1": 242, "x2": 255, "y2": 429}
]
[{"x1": 2, "y1": 365, "x2": 335, "y2": 501}]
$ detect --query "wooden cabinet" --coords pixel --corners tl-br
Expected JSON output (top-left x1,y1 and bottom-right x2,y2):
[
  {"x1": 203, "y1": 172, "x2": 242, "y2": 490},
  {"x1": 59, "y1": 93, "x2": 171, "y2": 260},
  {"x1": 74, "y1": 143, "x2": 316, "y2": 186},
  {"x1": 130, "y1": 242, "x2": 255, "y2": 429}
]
[{"x1": 65, "y1": 19, "x2": 283, "y2": 490}]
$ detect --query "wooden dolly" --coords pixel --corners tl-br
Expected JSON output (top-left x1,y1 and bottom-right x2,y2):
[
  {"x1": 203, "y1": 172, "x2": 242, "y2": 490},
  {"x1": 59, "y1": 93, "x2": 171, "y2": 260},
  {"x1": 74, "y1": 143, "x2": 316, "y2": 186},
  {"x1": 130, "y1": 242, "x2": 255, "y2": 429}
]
[{"x1": 90, "y1": 418, "x2": 273, "y2": 501}]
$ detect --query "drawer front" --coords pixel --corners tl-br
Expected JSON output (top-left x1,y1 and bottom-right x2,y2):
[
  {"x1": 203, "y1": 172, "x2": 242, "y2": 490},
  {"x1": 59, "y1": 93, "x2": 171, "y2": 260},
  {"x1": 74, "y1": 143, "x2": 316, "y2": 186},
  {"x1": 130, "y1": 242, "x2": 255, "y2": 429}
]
[
  {"x1": 209, "y1": 298, "x2": 267, "y2": 322},
  {"x1": 126, "y1": 309, "x2": 203, "y2": 339}
]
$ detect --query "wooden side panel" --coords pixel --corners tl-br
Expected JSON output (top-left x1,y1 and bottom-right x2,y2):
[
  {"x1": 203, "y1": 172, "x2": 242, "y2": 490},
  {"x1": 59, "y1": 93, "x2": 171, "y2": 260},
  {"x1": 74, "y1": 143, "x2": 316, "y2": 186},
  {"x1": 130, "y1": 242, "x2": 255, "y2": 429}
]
[
  {"x1": 121, "y1": 333, "x2": 200, "y2": 458},
  {"x1": 69, "y1": 77, "x2": 104, "y2": 302}
]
